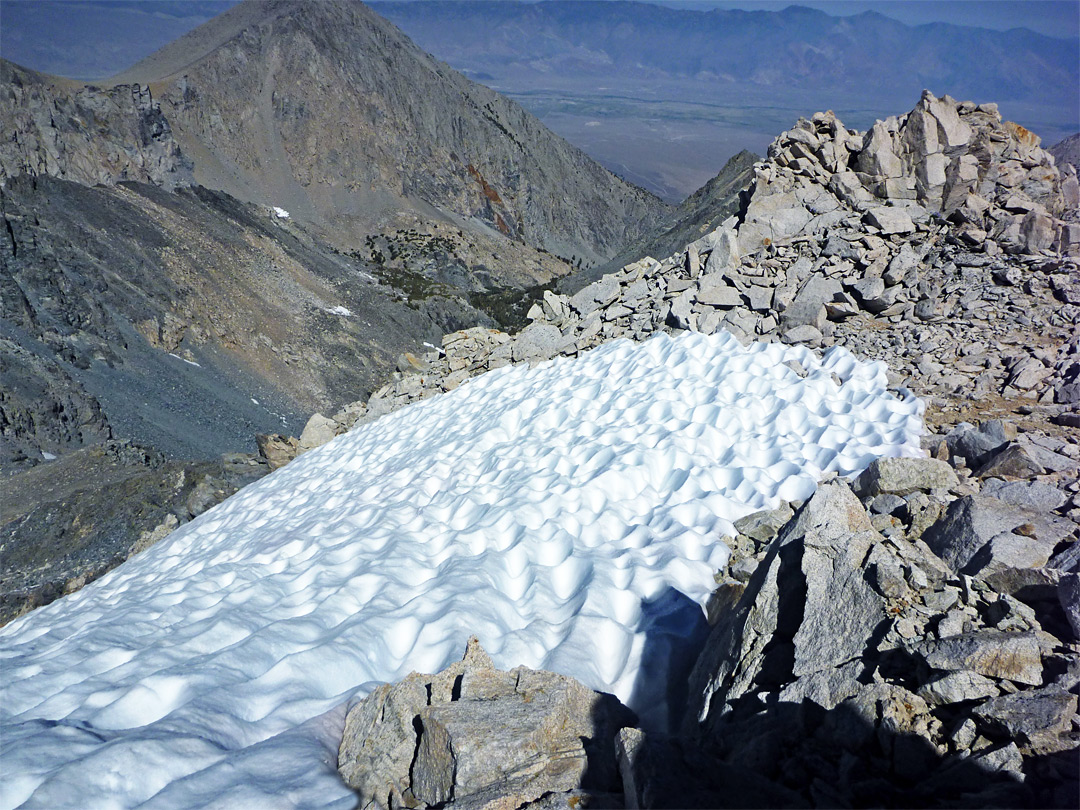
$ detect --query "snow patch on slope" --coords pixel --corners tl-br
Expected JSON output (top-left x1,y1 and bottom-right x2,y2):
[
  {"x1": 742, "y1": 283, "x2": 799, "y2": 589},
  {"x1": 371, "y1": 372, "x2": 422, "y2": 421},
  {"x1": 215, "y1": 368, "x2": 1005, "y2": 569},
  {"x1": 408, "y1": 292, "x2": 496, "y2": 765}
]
[{"x1": 0, "y1": 331, "x2": 923, "y2": 809}]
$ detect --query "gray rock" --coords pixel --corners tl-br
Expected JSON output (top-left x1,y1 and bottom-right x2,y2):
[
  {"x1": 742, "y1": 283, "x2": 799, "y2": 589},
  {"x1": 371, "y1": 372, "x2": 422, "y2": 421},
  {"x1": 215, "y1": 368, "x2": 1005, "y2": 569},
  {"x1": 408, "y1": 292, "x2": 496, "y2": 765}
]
[
  {"x1": 512, "y1": 323, "x2": 563, "y2": 363},
  {"x1": 570, "y1": 275, "x2": 622, "y2": 317},
  {"x1": 980, "y1": 566, "x2": 1062, "y2": 602},
  {"x1": 980, "y1": 479, "x2": 1068, "y2": 511},
  {"x1": 968, "y1": 741, "x2": 1026, "y2": 780},
  {"x1": 738, "y1": 191, "x2": 814, "y2": 251},
  {"x1": 702, "y1": 226, "x2": 740, "y2": 274},
  {"x1": 946, "y1": 421, "x2": 1016, "y2": 468},
  {"x1": 851, "y1": 277, "x2": 886, "y2": 308},
  {"x1": 884, "y1": 244, "x2": 919, "y2": 286},
  {"x1": 777, "y1": 661, "x2": 865, "y2": 710},
  {"x1": 338, "y1": 638, "x2": 632, "y2": 810},
  {"x1": 791, "y1": 487, "x2": 884, "y2": 679},
  {"x1": 912, "y1": 630, "x2": 1043, "y2": 685},
  {"x1": 733, "y1": 503, "x2": 795, "y2": 543},
  {"x1": 695, "y1": 283, "x2": 743, "y2": 309},
  {"x1": 688, "y1": 484, "x2": 883, "y2": 729},
  {"x1": 298, "y1": 413, "x2": 339, "y2": 452},
  {"x1": 780, "y1": 324, "x2": 823, "y2": 346},
  {"x1": 1059, "y1": 573, "x2": 1080, "y2": 640},
  {"x1": 972, "y1": 686, "x2": 1077, "y2": 755},
  {"x1": 870, "y1": 493, "x2": 907, "y2": 516},
  {"x1": 917, "y1": 670, "x2": 1000, "y2": 706},
  {"x1": 962, "y1": 529, "x2": 1064, "y2": 580},
  {"x1": 666, "y1": 291, "x2": 695, "y2": 330},
  {"x1": 780, "y1": 276, "x2": 841, "y2": 331},
  {"x1": 863, "y1": 207, "x2": 915, "y2": 235},
  {"x1": 852, "y1": 456, "x2": 959, "y2": 498},
  {"x1": 1049, "y1": 541, "x2": 1080, "y2": 573},
  {"x1": 922, "y1": 495, "x2": 1032, "y2": 572},
  {"x1": 913, "y1": 296, "x2": 938, "y2": 321},
  {"x1": 973, "y1": 443, "x2": 1046, "y2": 478},
  {"x1": 821, "y1": 234, "x2": 861, "y2": 260}
]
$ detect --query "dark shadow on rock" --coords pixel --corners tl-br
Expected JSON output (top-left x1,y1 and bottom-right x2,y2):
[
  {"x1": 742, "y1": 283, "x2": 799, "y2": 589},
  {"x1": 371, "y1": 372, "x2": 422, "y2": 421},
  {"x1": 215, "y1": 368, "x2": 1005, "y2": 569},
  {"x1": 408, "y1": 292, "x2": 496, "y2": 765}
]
[
  {"x1": 624, "y1": 692, "x2": 1077, "y2": 808},
  {"x1": 627, "y1": 587, "x2": 711, "y2": 733}
]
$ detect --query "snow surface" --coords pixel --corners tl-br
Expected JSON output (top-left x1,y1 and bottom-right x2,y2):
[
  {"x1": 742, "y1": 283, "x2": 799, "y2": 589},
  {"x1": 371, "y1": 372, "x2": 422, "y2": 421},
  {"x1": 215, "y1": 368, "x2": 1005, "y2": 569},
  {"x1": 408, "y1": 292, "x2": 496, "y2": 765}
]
[
  {"x1": 272, "y1": 206, "x2": 290, "y2": 219},
  {"x1": 0, "y1": 331, "x2": 923, "y2": 810}
]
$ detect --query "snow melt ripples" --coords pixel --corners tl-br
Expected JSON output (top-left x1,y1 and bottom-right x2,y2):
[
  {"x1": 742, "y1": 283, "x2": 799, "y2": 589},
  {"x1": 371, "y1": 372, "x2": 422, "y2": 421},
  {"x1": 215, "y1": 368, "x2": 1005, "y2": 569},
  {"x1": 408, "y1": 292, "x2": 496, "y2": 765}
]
[{"x1": 0, "y1": 331, "x2": 923, "y2": 809}]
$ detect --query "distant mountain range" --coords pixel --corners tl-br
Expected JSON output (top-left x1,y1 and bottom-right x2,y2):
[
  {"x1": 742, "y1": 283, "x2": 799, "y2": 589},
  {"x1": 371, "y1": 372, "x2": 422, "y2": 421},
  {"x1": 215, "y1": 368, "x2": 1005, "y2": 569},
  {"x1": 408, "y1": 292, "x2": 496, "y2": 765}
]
[{"x1": 369, "y1": 1, "x2": 1079, "y2": 198}]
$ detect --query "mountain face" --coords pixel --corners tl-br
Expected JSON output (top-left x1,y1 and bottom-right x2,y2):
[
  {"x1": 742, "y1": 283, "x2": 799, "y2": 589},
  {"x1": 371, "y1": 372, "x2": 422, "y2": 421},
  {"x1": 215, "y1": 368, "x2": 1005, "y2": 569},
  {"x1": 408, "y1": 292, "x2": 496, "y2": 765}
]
[
  {"x1": 1049, "y1": 133, "x2": 1080, "y2": 174},
  {"x1": 0, "y1": 59, "x2": 193, "y2": 188},
  {"x1": 110, "y1": 0, "x2": 667, "y2": 267}
]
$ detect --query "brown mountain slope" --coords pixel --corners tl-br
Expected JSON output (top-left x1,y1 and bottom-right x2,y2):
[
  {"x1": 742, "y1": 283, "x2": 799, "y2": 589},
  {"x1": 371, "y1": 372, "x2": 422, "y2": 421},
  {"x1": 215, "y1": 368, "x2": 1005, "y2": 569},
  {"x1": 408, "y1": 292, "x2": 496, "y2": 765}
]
[{"x1": 110, "y1": 0, "x2": 668, "y2": 267}]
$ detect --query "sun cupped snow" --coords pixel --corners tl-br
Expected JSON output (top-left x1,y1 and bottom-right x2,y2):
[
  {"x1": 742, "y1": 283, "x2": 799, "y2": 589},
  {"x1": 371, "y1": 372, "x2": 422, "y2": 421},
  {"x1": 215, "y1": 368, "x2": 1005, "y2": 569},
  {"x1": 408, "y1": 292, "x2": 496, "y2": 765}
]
[{"x1": 0, "y1": 330, "x2": 923, "y2": 810}]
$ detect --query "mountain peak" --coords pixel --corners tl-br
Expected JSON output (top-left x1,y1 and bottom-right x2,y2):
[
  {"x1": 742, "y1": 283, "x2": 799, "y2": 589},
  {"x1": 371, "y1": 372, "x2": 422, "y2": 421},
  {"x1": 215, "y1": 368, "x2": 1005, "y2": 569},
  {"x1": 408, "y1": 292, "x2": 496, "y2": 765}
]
[{"x1": 109, "y1": 0, "x2": 666, "y2": 264}]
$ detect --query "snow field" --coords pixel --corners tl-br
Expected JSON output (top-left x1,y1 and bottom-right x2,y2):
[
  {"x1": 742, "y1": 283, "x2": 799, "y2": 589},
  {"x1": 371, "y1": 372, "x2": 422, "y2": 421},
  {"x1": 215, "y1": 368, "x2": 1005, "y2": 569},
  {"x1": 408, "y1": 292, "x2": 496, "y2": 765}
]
[{"x1": 0, "y1": 330, "x2": 924, "y2": 809}]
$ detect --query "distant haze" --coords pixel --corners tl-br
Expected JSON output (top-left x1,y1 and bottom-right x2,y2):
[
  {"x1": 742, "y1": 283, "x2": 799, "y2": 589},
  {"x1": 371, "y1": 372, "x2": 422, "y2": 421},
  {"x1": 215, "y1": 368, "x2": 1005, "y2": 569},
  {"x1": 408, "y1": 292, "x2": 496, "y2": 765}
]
[
  {"x1": 2, "y1": 0, "x2": 1076, "y2": 200},
  {"x1": 658, "y1": 1, "x2": 1079, "y2": 40}
]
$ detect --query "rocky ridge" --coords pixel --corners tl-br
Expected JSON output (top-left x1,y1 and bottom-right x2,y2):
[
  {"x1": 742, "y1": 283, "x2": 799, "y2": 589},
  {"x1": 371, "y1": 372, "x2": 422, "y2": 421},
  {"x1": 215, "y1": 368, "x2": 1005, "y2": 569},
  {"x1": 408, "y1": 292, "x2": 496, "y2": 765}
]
[{"x1": 275, "y1": 91, "x2": 1079, "y2": 463}]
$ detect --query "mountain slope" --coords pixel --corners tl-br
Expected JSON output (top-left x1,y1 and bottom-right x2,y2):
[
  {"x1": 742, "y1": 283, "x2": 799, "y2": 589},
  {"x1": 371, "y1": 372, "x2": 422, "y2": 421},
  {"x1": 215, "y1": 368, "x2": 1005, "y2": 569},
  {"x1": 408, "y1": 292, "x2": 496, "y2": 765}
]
[
  {"x1": 560, "y1": 149, "x2": 759, "y2": 292},
  {"x1": 1049, "y1": 133, "x2": 1080, "y2": 174},
  {"x1": 110, "y1": 0, "x2": 668, "y2": 267}
]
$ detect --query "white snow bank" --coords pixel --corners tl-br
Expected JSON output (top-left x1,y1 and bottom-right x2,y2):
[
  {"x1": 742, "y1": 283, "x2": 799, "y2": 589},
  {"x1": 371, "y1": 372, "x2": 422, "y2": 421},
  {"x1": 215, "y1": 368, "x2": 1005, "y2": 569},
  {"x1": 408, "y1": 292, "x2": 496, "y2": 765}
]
[
  {"x1": 272, "y1": 206, "x2": 290, "y2": 219},
  {"x1": 0, "y1": 331, "x2": 923, "y2": 810}
]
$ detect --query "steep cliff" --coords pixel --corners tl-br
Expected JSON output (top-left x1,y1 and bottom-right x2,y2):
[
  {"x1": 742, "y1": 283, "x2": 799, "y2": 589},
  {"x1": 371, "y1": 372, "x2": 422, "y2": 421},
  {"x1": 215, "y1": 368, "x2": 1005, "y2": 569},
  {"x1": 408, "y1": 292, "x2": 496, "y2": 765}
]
[{"x1": 0, "y1": 59, "x2": 192, "y2": 189}]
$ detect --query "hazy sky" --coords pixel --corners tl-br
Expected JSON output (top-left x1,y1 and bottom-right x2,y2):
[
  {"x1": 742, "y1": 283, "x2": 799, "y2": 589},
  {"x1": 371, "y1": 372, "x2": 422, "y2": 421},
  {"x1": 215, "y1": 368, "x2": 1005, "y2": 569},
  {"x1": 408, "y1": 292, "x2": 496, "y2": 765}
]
[
  {"x1": 1, "y1": 0, "x2": 1077, "y2": 41},
  {"x1": 660, "y1": 1, "x2": 1079, "y2": 39}
]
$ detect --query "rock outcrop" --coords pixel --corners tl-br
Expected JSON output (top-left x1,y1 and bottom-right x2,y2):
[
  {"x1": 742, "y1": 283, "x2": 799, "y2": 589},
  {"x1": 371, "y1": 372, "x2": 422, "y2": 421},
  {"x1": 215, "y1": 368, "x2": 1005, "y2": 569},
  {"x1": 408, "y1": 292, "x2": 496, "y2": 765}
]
[
  {"x1": 337, "y1": 637, "x2": 633, "y2": 810},
  {"x1": 0, "y1": 59, "x2": 193, "y2": 189},
  {"x1": 675, "y1": 455, "x2": 1079, "y2": 808}
]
